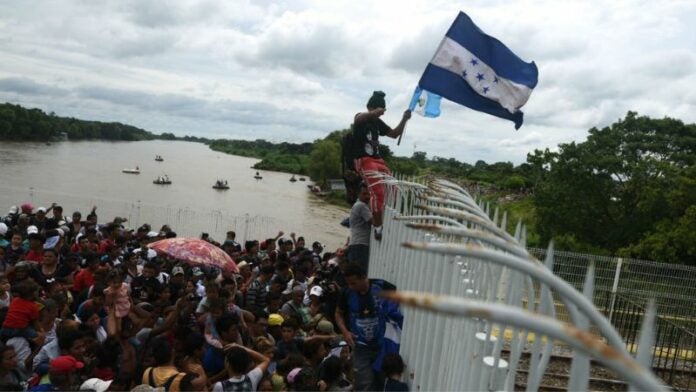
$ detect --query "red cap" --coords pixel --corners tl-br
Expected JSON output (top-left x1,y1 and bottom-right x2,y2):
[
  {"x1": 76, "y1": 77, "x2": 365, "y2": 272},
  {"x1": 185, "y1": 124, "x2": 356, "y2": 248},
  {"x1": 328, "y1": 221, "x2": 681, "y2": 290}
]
[{"x1": 50, "y1": 355, "x2": 84, "y2": 374}]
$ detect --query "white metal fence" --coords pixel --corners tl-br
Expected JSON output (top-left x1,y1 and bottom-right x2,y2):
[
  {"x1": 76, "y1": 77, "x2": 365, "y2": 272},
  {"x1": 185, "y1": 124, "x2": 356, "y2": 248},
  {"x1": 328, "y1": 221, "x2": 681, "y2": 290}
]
[
  {"x1": 367, "y1": 176, "x2": 667, "y2": 391},
  {"x1": 529, "y1": 247, "x2": 696, "y2": 331}
]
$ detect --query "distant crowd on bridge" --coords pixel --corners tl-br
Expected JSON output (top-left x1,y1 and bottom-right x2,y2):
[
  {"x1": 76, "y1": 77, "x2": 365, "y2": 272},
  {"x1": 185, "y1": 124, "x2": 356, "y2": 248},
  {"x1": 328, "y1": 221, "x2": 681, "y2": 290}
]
[{"x1": 0, "y1": 202, "x2": 407, "y2": 392}]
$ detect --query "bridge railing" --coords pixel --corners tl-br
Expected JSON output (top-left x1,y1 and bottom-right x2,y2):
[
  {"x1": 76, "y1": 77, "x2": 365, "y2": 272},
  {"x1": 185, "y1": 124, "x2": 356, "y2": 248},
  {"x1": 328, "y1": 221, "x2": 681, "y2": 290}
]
[{"x1": 368, "y1": 176, "x2": 667, "y2": 391}]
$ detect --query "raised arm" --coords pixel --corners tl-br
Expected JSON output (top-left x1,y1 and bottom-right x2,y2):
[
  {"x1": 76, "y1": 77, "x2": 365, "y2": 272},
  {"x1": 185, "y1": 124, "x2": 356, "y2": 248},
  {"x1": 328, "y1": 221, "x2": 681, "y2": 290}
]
[
  {"x1": 224, "y1": 343, "x2": 271, "y2": 374},
  {"x1": 385, "y1": 110, "x2": 411, "y2": 138}
]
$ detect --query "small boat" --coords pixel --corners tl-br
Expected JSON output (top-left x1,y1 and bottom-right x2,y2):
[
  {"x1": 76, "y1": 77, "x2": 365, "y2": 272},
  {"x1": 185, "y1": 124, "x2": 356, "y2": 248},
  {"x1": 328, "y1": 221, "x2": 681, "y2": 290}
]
[
  {"x1": 122, "y1": 166, "x2": 140, "y2": 174},
  {"x1": 299, "y1": 177, "x2": 306, "y2": 181},
  {"x1": 212, "y1": 179, "x2": 229, "y2": 190},
  {"x1": 155, "y1": 155, "x2": 164, "y2": 162},
  {"x1": 153, "y1": 175, "x2": 171, "y2": 185},
  {"x1": 290, "y1": 175, "x2": 297, "y2": 182},
  {"x1": 254, "y1": 171, "x2": 263, "y2": 180},
  {"x1": 310, "y1": 185, "x2": 330, "y2": 197}
]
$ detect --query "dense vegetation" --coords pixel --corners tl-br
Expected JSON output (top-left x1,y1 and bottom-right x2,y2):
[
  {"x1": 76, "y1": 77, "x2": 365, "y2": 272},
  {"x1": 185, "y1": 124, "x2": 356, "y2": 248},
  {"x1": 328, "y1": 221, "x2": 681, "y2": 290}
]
[
  {"x1": 209, "y1": 139, "x2": 313, "y2": 175},
  {"x1": 0, "y1": 103, "x2": 156, "y2": 141},
  {"x1": 4, "y1": 102, "x2": 694, "y2": 264}
]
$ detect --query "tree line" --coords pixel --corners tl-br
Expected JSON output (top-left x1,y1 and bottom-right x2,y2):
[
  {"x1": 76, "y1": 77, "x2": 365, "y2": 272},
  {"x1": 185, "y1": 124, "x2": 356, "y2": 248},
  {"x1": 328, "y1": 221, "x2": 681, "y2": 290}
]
[
  {"x1": 0, "y1": 103, "x2": 156, "y2": 141},
  {"x1": 3, "y1": 102, "x2": 694, "y2": 264}
]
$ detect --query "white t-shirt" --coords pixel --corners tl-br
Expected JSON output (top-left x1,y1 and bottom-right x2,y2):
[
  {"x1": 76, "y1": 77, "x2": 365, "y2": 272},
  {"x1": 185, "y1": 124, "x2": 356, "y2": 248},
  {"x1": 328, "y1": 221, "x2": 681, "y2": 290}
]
[{"x1": 212, "y1": 367, "x2": 263, "y2": 392}]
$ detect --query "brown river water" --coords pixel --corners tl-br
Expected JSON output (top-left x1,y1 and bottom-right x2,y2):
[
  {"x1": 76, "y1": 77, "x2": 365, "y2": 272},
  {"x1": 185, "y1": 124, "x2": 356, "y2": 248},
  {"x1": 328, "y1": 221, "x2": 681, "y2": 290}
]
[{"x1": 0, "y1": 140, "x2": 349, "y2": 249}]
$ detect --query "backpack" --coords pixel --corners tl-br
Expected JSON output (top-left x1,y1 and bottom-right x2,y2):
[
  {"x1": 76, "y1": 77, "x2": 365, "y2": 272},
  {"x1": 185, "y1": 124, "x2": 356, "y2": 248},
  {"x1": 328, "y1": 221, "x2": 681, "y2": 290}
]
[
  {"x1": 341, "y1": 129, "x2": 362, "y2": 205},
  {"x1": 220, "y1": 375, "x2": 253, "y2": 392},
  {"x1": 145, "y1": 367, "x2": 186, "y2": 392}
]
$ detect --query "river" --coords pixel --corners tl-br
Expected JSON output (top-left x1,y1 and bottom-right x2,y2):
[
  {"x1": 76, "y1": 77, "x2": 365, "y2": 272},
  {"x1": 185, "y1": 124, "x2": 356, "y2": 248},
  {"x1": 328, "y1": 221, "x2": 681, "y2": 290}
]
[{"x1": 0, "y1": 140, "x2": 349, "y2": 249}]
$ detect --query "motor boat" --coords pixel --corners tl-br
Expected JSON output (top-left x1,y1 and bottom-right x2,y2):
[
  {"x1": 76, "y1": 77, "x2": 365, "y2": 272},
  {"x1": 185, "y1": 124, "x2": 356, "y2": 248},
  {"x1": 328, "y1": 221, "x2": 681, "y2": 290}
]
[
  {"x1": 254, "y1": 171, "x2": 263, "y2": 180},
  {"x1": 212, "y1": 179, "x2": 229, "y2": 190},
  {"x1": 153, "y1": 175, "x2": 171, "y2": 185},
  {"x1": 299, "y1": 177, "x2": 306, "y2": 181},
  {"x1": 290, "y1": 175, "x2": 297, "y2": 182},
  {"x1": 122, "y1": 166, "x2": 140, "y2": 174},
  {"x1": 155, "y1": 155, "x2": 164, "y2": 162}
]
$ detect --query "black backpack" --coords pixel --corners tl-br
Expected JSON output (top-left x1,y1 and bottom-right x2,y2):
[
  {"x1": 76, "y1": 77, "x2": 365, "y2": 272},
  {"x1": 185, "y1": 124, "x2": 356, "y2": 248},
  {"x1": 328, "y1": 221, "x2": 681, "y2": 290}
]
[{"x1": 341, "y1": 129, "x2": 362, "y2": 205}]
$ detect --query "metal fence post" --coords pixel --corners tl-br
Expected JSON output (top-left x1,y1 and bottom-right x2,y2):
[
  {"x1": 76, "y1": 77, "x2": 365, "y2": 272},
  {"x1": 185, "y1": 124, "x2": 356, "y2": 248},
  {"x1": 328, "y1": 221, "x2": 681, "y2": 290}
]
[{"x1": 609, "y1": 257, "x2": 623, "y2": 322}]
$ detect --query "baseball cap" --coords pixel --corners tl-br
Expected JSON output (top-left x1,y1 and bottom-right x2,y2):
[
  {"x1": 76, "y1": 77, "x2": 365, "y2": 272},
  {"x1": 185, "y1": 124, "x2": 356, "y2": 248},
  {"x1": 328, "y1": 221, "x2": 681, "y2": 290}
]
[
  {"x1": 192, "y1": 267, "x2": 204, "y2": 276},
  {"x1": 309, "y1": 285, "x2": 323, "y2": 297},
  {"x1": 236, "y1": 261, "x2": 249, "y2": 269},
  {"x1": 316, "y1": 320, "x2": 335, "y2": 334},
  {"x1": 80, "y1": 378, "x2": 113, "y2": 392},
  {"x1": 0, "y1": 223, "x2": 7, "y2": 236},
  {"x1": 44, "y1": 235, "x2": 60, "y2": 249},
  {"x1": 27, "y1": 225, "x2": 39, "y2": 235},
  {"x1": 172, "y1": 266, "x2": 185, "y2": 276},
  {"x1": 8, "y1": 206, "x2": 18, "y2": 214},
  {"x1": 147, "y1": 231, "x2": 159, "y2": 238},
  {"x1": 50, "y1": 355, "x2": 84, "y2": 374},
  {"x1": 36, "y1": 206, "x2": 47, "y2": 213},
  {"x1": 268, "y1": 313, "x2": 284, "y2": 326}
]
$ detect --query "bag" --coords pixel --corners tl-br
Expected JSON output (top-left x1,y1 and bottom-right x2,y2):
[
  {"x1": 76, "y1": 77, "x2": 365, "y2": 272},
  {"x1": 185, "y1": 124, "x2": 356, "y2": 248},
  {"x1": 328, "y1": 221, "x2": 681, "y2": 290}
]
[
  {"x1": 220, "y1": 375, "x2": 253, "y2": 392},
  {"x1": 341, "y1": 130, "x2": 362, "y2": 205}
]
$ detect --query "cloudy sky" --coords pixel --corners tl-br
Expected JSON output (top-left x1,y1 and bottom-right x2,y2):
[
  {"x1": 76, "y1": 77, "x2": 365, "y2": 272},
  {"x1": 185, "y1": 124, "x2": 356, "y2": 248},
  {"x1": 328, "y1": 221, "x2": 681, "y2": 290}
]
[{"x1": 1, "y1": 0, "x2": 695, "y2": 164}]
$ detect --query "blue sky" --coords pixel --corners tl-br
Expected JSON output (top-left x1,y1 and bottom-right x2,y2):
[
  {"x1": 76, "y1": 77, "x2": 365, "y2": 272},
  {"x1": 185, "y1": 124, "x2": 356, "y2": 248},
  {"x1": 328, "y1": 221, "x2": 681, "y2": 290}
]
[{"x1": 1, "y1": 0, "x2": 695, "y2": 164}]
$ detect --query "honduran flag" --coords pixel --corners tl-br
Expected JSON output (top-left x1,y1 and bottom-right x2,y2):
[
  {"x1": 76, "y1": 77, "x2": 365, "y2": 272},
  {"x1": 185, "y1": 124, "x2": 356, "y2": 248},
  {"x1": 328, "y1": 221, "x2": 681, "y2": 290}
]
[{"x1": 409, "y1": 11, "x2": 538, "y2": 129}]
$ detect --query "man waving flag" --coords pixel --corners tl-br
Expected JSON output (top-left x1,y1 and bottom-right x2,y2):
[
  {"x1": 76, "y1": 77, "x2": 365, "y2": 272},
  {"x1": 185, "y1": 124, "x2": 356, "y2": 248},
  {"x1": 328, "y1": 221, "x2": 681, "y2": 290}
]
[{"x1": 409, "y1": 11, "x2": 538, "y2": 129}]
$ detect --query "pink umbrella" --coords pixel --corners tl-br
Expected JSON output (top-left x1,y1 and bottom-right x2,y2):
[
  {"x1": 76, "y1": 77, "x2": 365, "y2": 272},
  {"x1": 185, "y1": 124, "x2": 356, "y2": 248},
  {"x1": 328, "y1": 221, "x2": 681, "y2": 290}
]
[{"x1": 148, "y1": 237, "x2": 238, "y2": 273}]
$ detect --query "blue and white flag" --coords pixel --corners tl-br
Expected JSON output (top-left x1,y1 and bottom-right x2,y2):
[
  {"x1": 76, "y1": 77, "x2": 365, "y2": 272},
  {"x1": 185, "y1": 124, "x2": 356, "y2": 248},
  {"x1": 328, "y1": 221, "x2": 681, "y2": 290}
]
[
  {"x1": 409, "y1": 86, "x2": 442, "y2": 118},
  {"x1": 409, "y1": 11, "x2": 538, "y2": 129}
]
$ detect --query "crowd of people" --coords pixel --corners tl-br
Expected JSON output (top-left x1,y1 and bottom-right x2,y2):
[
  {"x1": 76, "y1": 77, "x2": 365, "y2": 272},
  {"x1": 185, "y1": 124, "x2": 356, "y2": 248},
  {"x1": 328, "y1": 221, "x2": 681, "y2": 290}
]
[{"x1": 0, "y1": 202, "x2": 407, "y2": 392}]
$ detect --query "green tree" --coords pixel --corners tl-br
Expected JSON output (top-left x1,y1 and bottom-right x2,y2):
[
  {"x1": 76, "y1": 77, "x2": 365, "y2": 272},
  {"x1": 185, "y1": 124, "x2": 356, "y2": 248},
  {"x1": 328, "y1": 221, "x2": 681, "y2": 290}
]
[
  {"x1": 532, "y1": 112, "x2": 696, "y2": 262},
  {"x1": 307, "y1": 139, "x2": 341, "y2": 185}
]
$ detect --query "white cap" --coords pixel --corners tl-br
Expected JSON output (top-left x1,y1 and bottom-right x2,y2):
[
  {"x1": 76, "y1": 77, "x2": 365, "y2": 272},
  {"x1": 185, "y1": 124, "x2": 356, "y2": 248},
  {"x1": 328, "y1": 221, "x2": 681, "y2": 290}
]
[
  {"x1": 36, "y1": 206, "x2": 47, "y2": 213},
  {"x1": 80, "y1": 378, "x2": 113, "y2": 392},
  {"x1": 0, "y1": 223, "x2": 7, "y2": 236},
  {"x1": 147, "y1": 231, "x2": 159, "y2": 238},
  {"x1": 27, "y1": 225, "x2": 39, "y2": 235},
  {"x1": 8, "y1": 206, "x2": 18, "y2": 214},
  {"x1": 309, "y1": 285, "x2": 323, "y2": 297}
]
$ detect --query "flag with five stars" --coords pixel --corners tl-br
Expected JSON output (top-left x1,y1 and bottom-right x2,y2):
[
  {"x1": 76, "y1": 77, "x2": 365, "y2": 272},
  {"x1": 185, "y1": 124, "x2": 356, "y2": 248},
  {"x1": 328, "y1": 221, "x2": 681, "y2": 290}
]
[{"x1": 409, "y1": 11, "x2": 538, "y2": 129}]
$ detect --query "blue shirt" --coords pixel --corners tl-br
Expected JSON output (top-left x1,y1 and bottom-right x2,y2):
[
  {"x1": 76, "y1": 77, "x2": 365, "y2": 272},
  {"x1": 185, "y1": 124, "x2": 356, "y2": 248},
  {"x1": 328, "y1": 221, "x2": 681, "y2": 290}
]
[{"x1": 203, "y1": 346, "x2": 225, "y2": 375}]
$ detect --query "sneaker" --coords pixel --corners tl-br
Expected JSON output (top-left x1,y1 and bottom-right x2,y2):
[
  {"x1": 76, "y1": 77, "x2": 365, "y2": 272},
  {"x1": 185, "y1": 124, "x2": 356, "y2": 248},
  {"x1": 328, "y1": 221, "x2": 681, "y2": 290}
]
[{"x1": 374, "y1": 227, "x2": 382, "y2": 241}]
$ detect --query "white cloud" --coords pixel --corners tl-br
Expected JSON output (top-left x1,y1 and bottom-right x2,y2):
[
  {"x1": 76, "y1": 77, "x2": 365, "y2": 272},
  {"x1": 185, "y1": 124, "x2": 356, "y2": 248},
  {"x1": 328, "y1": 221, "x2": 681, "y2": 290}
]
[{"x1": 0, "y1": 0, "x2": 695, "y2": 164}]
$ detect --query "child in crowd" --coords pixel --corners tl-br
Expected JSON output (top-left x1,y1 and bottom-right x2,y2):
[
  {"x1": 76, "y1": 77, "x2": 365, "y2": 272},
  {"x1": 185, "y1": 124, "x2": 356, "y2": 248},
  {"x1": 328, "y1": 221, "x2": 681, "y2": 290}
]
[
  {"x1": 0, "y1": 280, "x2": 43, "y2": 342},
  {"x1": 382, "y1": 353, "x2": 409, "y2": 391},
  {"x1": 104, "y1": 269, "x2": 130, "y2": 335},
  {"x1": 0, "y1": 275, "x2": 11, "y2": 309}
]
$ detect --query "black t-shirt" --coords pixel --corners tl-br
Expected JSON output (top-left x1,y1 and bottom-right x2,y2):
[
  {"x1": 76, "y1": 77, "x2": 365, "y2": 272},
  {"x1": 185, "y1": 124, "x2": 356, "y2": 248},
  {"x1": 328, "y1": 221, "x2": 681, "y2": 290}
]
[
  {"x1": 132, "y1": 276, "x2": 163, "y2": 302},
  {"x1": 351, "y1": 115, "x2": 390, "y2": 159}
]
